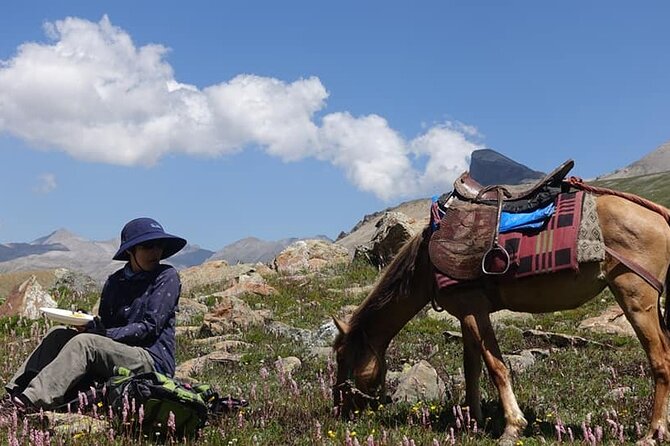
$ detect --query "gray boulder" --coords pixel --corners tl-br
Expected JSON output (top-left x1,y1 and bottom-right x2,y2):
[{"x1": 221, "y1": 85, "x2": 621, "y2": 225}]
[{"x1": 392, "y1": 360, "x2": 446, "y2": 404}]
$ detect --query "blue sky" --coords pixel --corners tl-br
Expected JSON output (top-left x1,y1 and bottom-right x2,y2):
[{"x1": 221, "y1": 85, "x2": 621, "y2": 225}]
[{"x1": 1, "y1": 1, "x2": 669, "y2": 250}]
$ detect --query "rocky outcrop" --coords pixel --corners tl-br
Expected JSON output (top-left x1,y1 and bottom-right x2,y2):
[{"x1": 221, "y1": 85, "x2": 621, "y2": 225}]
[
  {"x1": 176, "y1": 298, "x2": 208, "y2": 326},
  {"x1": 353, "y1": 212, "x2": 418, "y2": 267},
  {"x1": 0, "y1": 275, "x2": 57, "y2": 319},
  {"x1": 216, "y1": 272, "x2": 276, "y2": 299},
  {"x1": 200, "y1": 295, "x2": 271, "y2": 336},
  {"x1": 273, "y1": 240, "x2": 349, "y2": 274},
  {"x1": 52, "y1": 268, "x2": 99, "y2": 297},
  {"x1": 179, "y1": 261, "x2": 274, "y2": 296},
  {"x1": 336, "y1": 198, "x2": 430, "y2": 255}
]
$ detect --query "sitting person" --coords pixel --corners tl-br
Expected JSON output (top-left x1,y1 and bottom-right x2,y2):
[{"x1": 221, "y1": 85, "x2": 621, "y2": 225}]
[{"x1": 4, "y1": 217, "x2": 186, "y2": 411}]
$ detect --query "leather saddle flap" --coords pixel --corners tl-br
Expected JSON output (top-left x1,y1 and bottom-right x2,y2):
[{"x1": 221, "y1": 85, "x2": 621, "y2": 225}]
[{"x1": 429, "y1": 201, "x2": 498, "y2": 280}]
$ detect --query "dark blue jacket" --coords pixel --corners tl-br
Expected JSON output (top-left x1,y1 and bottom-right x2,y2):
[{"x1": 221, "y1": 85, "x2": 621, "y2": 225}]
[{"x1": 98, "y1": 264, "x2": 180, "y2": 376}]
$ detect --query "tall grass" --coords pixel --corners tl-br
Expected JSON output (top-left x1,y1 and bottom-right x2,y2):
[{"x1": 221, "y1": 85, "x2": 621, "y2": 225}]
[{"x1": 0, "y1": 258, "x2": 660, "y2": 445}]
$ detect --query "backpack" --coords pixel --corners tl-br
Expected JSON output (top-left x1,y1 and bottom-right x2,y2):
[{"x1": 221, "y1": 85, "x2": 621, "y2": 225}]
[
  {"x1": 58, "y1": 367, "x2": 247, "y2": 439},
  {"x1": 106, "y1": 368, "x2": 210, "y2": 438}
]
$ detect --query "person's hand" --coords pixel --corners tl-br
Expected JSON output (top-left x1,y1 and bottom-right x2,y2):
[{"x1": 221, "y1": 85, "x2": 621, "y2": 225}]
[
  {"x1": 84, "y1": 316, "x2": 106, "y2": 336},
  {"x1": 74, "y1": 309, "x2": 92, "y2": 333}
]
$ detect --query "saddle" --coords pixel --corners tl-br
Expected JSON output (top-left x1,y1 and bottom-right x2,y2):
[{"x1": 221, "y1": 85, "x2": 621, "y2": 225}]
[{"x1": 429, "y1": 159, "x2": 574, "y2": 280}]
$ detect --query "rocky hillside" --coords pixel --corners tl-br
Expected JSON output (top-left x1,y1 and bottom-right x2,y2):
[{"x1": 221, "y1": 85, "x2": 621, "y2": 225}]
[{"x1": 599, "y1": 140, "x2": 670, "y2": 179}]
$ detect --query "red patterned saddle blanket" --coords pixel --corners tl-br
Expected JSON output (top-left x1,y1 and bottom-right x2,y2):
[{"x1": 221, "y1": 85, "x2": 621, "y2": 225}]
[{"x1": 434, "y1": 191, "x2": 584, "y2": 289}]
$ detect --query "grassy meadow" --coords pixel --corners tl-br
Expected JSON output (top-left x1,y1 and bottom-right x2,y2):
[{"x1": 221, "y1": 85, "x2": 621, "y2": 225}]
[{"x1": 1, "y1": 171, "x2": 670, "y2": 445}]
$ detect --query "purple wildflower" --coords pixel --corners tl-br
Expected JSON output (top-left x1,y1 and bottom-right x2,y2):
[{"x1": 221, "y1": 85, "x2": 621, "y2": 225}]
[
  {"x1": 167, "y1": 411, "x2": 176, "y2": 436},
  {"x1": 595, "y1": 425, "x2": 603, "y2": 443},
  {"x1": 314, "y1": 420, "x2": 322, "y2": 441}
]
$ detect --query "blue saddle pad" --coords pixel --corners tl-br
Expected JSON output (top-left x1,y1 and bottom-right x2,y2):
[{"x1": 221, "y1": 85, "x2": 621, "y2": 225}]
[{"x1": 499, "y1": 201, "x2": 556, "y2": 233}]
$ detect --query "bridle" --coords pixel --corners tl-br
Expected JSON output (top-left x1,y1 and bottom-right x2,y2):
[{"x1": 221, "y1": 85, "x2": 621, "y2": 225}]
[{"x1": 333, "y1": 328, "x2": 388, "y2": 405}]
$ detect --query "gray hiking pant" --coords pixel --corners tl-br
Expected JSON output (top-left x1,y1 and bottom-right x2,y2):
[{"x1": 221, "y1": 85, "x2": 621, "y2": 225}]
[{"x1": 5, "y1": 326, "x2": 155, "y2": 408}]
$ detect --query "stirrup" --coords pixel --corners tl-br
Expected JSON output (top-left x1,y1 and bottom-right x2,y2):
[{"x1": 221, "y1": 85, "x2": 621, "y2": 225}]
[{"x1": 481, "y1": 244, "x2": 510, "y2": 275}]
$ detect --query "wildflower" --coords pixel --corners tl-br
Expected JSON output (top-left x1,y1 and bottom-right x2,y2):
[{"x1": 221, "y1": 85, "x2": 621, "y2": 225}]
[
  {"x1": 167, "y1": 411, "x2": 176, "y2": 436},
  {"x1": 595, "y1": 426, "x2": 603, "y2": 443},
  {"x1": 327, "y1": 430, "x2": 337, "y2": 438},
  {"x1": 138, "y1": 404, "x2": 144, "y2": 425},
  {"x1": 515, "y1": 441, "x2": 523, "y2": 445},
  {"x1": 315, "y1": 420, "x2": 322, "y2": 441}
]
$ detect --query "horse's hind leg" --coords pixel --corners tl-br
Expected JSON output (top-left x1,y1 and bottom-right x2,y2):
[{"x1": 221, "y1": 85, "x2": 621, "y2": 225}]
[
  {"x1": 462, "y1": 322, "x2": 483, "y2": 422},
  {"x1": 460, "y1": 310, "x2": 527, "y2": 444},
  {"x1": 610, "y1": 274, "x2": 670, "y2": 443}
]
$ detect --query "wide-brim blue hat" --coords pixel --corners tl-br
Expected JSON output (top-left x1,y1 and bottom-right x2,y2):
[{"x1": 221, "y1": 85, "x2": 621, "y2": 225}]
[{"x1": 113, "y1": 217, "x2": 187, "y2": 261}]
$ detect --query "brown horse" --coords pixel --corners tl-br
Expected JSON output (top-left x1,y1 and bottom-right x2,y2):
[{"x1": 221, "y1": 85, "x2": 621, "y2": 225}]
[{"x1": 333, "y1": 194, "x2": 670, "y2": 445}]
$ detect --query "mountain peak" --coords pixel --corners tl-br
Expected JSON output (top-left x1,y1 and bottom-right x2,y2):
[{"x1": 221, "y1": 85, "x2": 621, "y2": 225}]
[
  {"x1": 32, "y1": 228, "x2": 83, "y2": 245},
  {"x1": 469, "y1": 149, "x2": 545, "y2": 185}
]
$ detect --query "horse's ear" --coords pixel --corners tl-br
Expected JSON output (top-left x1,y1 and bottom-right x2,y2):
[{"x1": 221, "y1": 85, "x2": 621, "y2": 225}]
[{"x1": 332, "y1": 316, "x2": 350, "y2": 335}]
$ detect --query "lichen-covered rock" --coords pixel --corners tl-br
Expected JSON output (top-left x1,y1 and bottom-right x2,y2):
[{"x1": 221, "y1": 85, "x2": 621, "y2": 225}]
[
  {"x1": 274, "y1": 240, "x2": 349, "y2": 274},
  {"x1": 392, "y1": 360, "x2": 446, "y2": 404},
  {"x1": 0, "y1": 275, "x2": 57, "y2": 319}
]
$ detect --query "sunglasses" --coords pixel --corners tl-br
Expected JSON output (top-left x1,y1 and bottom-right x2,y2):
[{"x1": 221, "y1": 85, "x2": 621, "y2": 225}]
[{"x1": 137, "y1": 240, "x2": 164, "y2": 250}]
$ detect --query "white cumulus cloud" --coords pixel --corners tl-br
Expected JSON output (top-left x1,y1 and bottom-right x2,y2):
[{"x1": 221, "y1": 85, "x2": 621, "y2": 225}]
[{"x1": 0, "y1": 16, "x2": 483, "y2": 200}]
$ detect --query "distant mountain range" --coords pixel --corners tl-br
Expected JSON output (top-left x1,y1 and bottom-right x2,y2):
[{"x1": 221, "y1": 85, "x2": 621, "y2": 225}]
[
  {"x1": 0, "y1": 229, "x2": 330, "y2": 282},
  {"x1": 1, "y1": 142, "x2": 668, "y2": 282}
]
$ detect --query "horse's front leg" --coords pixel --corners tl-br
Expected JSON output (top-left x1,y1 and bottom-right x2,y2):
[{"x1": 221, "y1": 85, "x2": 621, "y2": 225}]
[{"x1": 461, "y1": 312, "x2": 527, "y2": 445}]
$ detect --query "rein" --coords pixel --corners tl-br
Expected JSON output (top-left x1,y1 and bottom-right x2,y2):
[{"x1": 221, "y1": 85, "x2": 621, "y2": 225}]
[
  {"x1": 333, "y1": 329, "x2": 386, "y2": 403},
  {"x1": 567, "y1": 177, "x2": 666, "y2": 296}
]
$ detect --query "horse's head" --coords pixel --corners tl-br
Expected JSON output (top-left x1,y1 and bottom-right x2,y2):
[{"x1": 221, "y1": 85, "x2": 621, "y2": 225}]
[{"x1": 332, "y1": 316, "x2": 389, "y2": 417}]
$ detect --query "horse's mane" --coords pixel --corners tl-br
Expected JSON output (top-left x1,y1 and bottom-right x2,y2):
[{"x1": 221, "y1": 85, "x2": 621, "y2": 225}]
[{"x1": 346, "y1": 225, "x2": 432, "y2": 336}]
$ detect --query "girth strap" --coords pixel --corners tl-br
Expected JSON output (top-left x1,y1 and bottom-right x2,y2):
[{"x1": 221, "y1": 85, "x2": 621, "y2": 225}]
[
  {"x1": 605, "y1": 246, "x2": 664, "y2": 295},
  {"x1": 480, "y1": 186, "x2": 511, "y2": 276}
]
